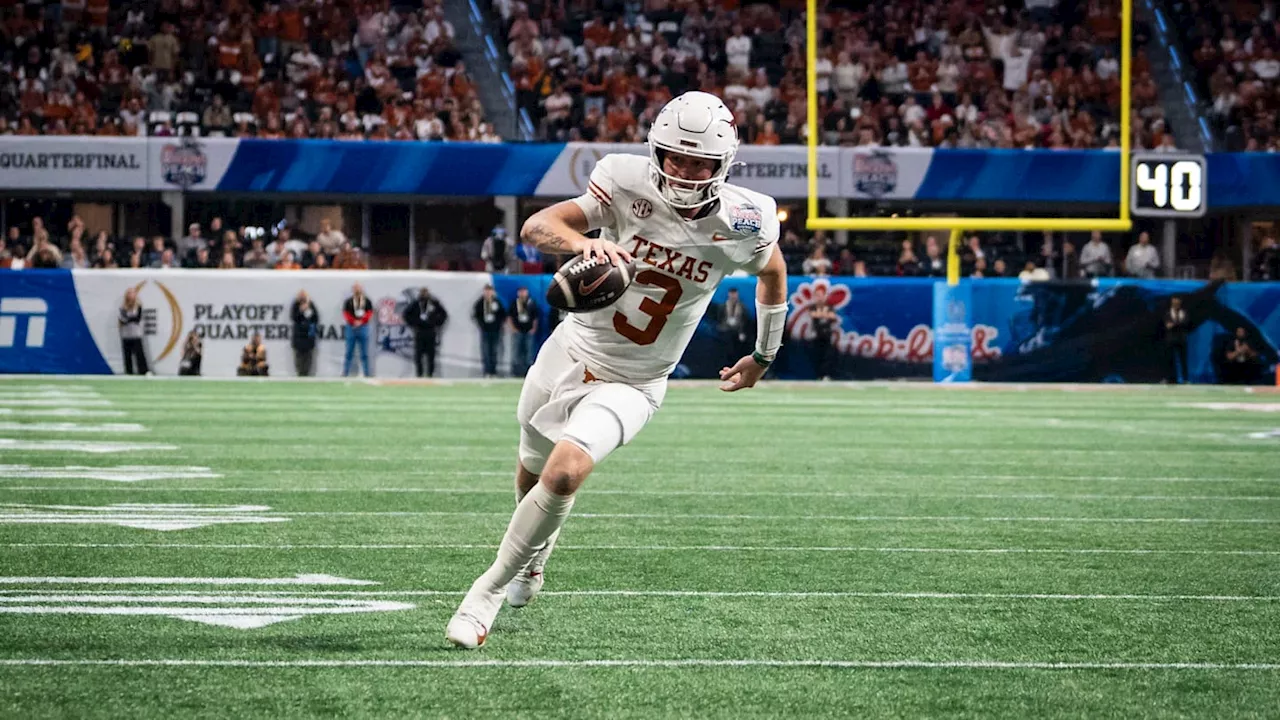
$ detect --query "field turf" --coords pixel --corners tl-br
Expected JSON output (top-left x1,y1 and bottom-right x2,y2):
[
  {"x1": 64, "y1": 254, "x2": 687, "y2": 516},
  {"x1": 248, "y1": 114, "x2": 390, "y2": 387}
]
[{"x1": 0, "y1": 377, "x2": 1277, "y2": 718}]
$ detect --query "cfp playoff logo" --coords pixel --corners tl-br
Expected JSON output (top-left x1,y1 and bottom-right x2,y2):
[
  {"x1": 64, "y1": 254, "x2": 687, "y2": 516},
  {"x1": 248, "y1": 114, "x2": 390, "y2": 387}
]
[{"x1": 0, "y1": 298, "x2": 48, "y2": 348}]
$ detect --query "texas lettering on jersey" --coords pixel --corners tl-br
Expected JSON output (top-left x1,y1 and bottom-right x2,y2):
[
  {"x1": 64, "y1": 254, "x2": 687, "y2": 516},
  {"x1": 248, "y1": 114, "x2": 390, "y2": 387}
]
[
  {"x1": 630, "y1": 235, "x2": 714, "y2": 285},
  {"x1": 564, "y1": 153, "x2": 780, "y2": 382}
]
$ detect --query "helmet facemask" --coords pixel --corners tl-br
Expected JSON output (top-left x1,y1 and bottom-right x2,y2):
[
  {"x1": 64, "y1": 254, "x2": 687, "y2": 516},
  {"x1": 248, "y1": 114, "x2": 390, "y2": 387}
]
[{"x1": 648, "y1": 144, "x2": 733, "y2": 210}]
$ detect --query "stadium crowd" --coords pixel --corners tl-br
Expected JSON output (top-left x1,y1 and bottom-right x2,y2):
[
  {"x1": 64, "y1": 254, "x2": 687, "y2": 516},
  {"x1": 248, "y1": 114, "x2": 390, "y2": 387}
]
[
  {"x1": 1170, "y1": 0, "x2": 1280, "y2": 151},
  {"x1": 0, "y1": 0, "x2": 496, "y2": 140},
  {"x1": 0, "y1": 214, "x2": 370, "y2": 270},
  {"x1": 1, "y1": 0, "x2": 1172, "y2": 148},
  {"x1": 492, "y1": 0, "x2": 1173, "y2": 151}
]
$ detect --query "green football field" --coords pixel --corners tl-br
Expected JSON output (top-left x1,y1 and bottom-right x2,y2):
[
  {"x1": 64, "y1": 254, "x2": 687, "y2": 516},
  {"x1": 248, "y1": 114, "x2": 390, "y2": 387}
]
[{"x1": 0, "y1": 377, "x2": 1278, "y2": 718}]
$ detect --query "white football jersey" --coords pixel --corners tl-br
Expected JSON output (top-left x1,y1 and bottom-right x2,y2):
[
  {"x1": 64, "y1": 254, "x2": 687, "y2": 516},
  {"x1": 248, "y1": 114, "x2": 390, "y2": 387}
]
[{"x1": 564, "y1": 153, "x2": 779, "y2": 382}]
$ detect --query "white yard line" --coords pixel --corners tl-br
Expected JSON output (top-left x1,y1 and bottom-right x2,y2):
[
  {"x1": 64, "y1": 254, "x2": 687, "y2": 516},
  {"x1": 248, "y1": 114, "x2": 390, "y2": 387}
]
[
  {"x1": 5, "y1": 589, "x2": 1272, "y2": 602},
  {"x1": 260, "y1": 510, "x2": 1280, "y2": 524},
  {"x1": 1, "y1": 485, "x2": 1272, "y2": 502},
  {"x1": 0, "y1": 440, "x2": 174, "y2": 453},
  {"x1": 0, "y1": 408, "x2": 127, "y2": 417},
  {"x1": 4, "y1": 542, "x2": 1275, "y2": 556},
  {"x1": 0, "y1": 399, "x2": 113, "y2": 406},
  {"x1": 0, "y1": 658, "x2": 1275, "y2": 670},
  {"x1": 0, "y1": 575, "x2": 376, "y2": 586},
  {"x1": 0, "y1": 422, "x2": 147, "y2": 434},
  {"x1": 7, "y1": 466, "x2": 1269, "y2": 484}
]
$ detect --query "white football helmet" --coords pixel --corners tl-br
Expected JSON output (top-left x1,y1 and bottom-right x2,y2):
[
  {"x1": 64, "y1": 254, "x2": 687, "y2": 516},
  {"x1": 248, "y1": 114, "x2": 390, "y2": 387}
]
[{"x1": 647, "y1": 91, "x2": 739, "y2": 210}]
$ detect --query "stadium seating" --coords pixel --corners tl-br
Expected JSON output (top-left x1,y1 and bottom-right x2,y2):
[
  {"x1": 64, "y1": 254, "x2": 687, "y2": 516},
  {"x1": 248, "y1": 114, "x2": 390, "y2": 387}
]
[
  {"x1": 489, "y1": 0, "x2": 1165, "y2": 150},
  {"x1": 1165, "y1": 0, "x2": 1279, "y2": 151},
  {"x1": 0, "y1": 0, "x2": 492, "y2": 141}
]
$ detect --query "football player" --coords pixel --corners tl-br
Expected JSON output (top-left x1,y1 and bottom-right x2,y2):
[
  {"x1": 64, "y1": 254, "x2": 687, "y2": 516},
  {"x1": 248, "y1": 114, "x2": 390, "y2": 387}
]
[{"x1": 446, "y1": 91, "x2": 790, "y2": 648}]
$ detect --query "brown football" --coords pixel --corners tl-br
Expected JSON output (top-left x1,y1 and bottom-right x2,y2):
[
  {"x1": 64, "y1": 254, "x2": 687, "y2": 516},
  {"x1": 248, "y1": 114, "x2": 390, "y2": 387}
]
[{"x1": 546, "y1": 254, "x2": 637, "y2": 313}]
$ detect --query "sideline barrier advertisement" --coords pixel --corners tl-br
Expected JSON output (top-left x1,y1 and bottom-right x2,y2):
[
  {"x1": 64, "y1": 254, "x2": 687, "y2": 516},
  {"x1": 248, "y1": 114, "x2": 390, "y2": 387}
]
[
  {"x1": 4, "y1": 269, "x2": 1275, "y2": 384},
  {"x1": 2, "y1": 137, "x2": 1273, "y2": 207},
  {"x1": 0, "y1": 270, "x2": 490, "y2": 378}
]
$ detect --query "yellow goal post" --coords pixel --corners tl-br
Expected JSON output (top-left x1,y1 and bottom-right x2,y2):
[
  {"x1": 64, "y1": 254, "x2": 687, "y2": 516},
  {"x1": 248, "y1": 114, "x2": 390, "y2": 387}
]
[{"x1": 804, "y1": 0, "x2": 1135, "y2": 282}]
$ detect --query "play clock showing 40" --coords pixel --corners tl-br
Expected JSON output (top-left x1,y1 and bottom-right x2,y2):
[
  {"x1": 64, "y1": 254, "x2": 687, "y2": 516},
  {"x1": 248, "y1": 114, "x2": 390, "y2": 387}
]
[{"x1": 1130, "y1": 153, "x2": 1207, "y2": 218}]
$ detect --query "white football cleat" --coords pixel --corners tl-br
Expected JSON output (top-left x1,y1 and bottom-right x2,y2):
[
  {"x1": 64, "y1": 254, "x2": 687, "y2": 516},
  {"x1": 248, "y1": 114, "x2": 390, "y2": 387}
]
[
  {"x1": 505, "y1": 569, "x2": 544, "y2": 608},
  {"x1": 445, "y1": 612, "x2": 489, "y2": 649},
  {"x1": 446, "y1": 585, "x2": 504, "y2": 649}
]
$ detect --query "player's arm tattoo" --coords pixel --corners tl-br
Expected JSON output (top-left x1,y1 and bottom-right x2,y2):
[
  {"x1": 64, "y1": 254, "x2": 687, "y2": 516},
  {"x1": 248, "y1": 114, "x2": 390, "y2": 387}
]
[{"x1": 524, "y1": 222, "x2": 570, "y2": 253}]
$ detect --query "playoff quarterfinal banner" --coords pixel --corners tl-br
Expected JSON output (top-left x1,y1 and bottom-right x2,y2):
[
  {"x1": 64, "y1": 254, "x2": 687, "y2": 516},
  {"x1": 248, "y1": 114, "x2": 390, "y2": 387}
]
[
  {"x1": 528, "y1": 143, "x2": 846, "y2": 200},
  {"x1": 0, "y1": 137, "x2": 1212, "y2": 205},
  {"x1": 0, "y1": 136, "x2": 1274, "y2": 206}
]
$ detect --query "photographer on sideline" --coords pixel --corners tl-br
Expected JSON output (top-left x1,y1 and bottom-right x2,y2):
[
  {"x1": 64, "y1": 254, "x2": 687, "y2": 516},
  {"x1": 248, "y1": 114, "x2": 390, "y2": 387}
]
[
  {"x1": 291, "y1": 290, "x2": 321, "y2": 377},
  {"x1": 403, "y1": 287, "x2": 449, "y2": 378},
  {"x1": 237, "y1": 332, "x2": 269, "y2": 376},
  {"x1": 118, "y1": 288, "x2": 149, "y2": 375}
]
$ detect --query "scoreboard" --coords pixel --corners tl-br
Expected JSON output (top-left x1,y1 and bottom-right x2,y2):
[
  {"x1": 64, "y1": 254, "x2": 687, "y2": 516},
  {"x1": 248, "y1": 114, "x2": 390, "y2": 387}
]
[{"x1": 1130, "y1": 153, "x2": 1207, "y2": 218}]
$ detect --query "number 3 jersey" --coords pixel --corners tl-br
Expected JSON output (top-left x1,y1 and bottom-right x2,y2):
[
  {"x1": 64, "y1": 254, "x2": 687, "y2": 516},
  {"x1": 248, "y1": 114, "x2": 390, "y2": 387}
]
[{"x1": 563, "y1": 153, "x2": 779, "y2": 383}]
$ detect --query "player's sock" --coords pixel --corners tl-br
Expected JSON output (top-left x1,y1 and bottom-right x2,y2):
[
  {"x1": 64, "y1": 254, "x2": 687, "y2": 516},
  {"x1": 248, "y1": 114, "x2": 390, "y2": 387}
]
[
  {"x1": 460, "y1": 483, "x2": 575, "y2": 610},
  {"x1": 514, "y1": 483, "x2": 559, "y2": 572}
]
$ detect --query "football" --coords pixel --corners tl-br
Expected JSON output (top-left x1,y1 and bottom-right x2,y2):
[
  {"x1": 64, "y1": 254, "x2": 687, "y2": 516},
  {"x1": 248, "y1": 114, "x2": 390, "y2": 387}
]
[{"x1": 546, "y1": 253, "x2": 637, "y2": 313}]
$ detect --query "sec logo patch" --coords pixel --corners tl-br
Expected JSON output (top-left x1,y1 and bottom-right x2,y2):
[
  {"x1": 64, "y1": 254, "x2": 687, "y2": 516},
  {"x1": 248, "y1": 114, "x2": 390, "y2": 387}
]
[{"x1": 631, "y1": 199, "x2": 653, "y2": 219}]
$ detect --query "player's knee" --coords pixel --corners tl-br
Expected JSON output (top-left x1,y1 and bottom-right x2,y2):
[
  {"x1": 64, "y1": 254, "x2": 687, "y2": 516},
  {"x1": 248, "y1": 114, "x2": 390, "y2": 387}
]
[
  {"x1": 540, "y1": 442, "x2": 593, "y2": 496},
  {"x1": 518, "y1": 427, "x2": 551, "y2": 475}
]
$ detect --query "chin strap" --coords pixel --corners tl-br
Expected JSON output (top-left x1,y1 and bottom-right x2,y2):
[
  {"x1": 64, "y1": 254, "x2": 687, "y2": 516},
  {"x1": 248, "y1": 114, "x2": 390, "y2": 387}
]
[{"x1": 753, "y1": 301, "x2": 788, "y2": 368}]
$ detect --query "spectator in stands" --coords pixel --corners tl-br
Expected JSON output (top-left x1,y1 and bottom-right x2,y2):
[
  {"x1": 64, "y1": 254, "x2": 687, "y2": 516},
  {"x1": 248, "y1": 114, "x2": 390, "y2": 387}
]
[
  {"x1": 179, "y1": 331, "x2": 203, "y2": 377},
  {"x1": 150, "y1": 22, "x2": 180, "y2": 80},
  {"x1": 922, "y1": 236, "x2": 945, "y2": 277},
  {"x1": 342, "y1": 283, "x2": 374, "y2": 377},
  {"x1": 334, "y1": 242, "x2": 368, "y2": 269},
  {"x1": 153, "y1": 249, "x2": 179, "y2": 269},
  {"x1": 802, "y1": 244, "x2": 832, "y2": 276},
  {"x1": 61, "y1": 239, "x2": 89, "y2": 269},
  {"x1": 243, "y1": 240, "x2": 271, "y2": 269},
  {"x1": 481, "y1": 226, "x2": 511, "y2": 273},
  {"x1": 238, "y1": 332, "x2": 270, "y2": 376},
  {"x1": 1061, "y1": 240, "x2": 1081, "y2": 279},
  {"x1": 179, "y1": 223, "x2": 205, "y2": 261},
  {"x1": 963, "y1": 236, "x2": 986, "y2": 266},
  {"x1": 897, "y1": 240, "x2": 922, "y2": 276},
  {"x1": 315, "y1": 218, "x2": 347, "y2": 256},
  {"x1": 290, "y1": 290, "x2": 320, "y2": 377},
  {"x1": 145, "y1": 237, "x2": 167, "y2": 266},
  {"x1": 473, "y1": 283, "x2": 506, "y2": 379},
  {"x1": 513, "y1": 235, "x2": 543, "y2": 274},
  {"x1": 118, "y1": 288, "x2": 148, "y2": 376},
  {"x1": 1253, "y1": 235, "x2": 1279, "y2": 281},
  {"x1": 1210, "y1": 250, "x2": 1238, "y2": 281},
  {"x1": 1019, "y1": 261, "x2": 1051, "y2": 282},
  {"x1": 202, "y1": 94, "x2": 233, "y2": 135},
  {"x1": 1164, "y1": 296, "x2": 1189, "y2": 384},
  {"x1": 1126, "y1": 231, "x2": 1160, "y2": 278},
  {"x1": 403, "y1": 287, "x2": 449, "y2": 378},
  {"x1": 1080, "y1": 232, "x2": 1114, "y2": 278},
  {"x1": 275, "y1": 251, "x2": 302, "y2": 270},
  {"x1": 508, "y1": 286, "x2": 539, "y2": 378}
]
